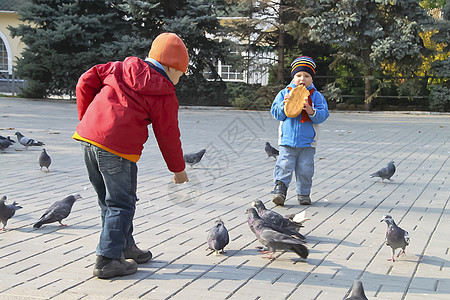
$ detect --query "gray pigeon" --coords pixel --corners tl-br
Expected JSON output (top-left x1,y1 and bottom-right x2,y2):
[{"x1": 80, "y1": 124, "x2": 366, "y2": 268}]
[
  {"x1": 0, "y1": 196, "x2": 23, "y2": 230},
  {"x1": 252, "y1": 200, "x2": 305, "y2": 240},
  {"x1": 183, "y1": 149, "x2": 206, "y2": 168},
  {"x1": 0, "y1": 137, "x2": 15, "y2": 152},
  {"x1": 346, "y1": 280, "x2": 368, "y2": 300},
  {"x1": 38, "y1": 148, "x2": 52, "y2": 171},
  {"x1": 33, "y1": 193, "x2": 82, "y2": 228},
  {"x1": 206, "y1": 219, "x2": 230, "y2": 255},
  {"x1": 370, "y1": 160, "x2": 395, "y2": 181},
  {"x1": 265, "y1": 142, "x2": 279, "y2": 160},
  {"x1": 15, "y1": 131, "x2": 45, "y2": 150},
  {"x1": 381, "y1": 214, "x2": 410, "y2": 262},
  {"x1": 246, "y1": 208, "x2": 308, "y2": 259}
]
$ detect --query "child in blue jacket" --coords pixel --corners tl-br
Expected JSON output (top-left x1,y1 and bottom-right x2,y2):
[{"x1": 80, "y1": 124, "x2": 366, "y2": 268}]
[{"x1": 271, "y1": 56, "x2": 329, "y2": 206}]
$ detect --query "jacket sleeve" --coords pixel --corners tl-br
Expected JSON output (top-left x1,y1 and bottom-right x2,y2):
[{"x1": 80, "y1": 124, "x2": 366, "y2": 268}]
[
  {"x1": 310, "y1": 91, "x2": 329, "y2": 124},
  {"x1": 150, "y1": 94, "x2": 186, "y2": 173},
  {"x1": 75, "y1": 62, "x2": 114, "y2": 121},
  {"x1": 270, "y1": 89, "x2": 288, "y2": 121}
]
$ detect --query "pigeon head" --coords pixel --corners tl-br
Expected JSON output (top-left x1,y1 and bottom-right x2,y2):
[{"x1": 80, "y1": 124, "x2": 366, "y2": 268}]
[
  {"x1": 381, "y1": 214, "x2": 395, "y2": 225},
  {"x1": 1, "y1": 196, "x2": 6, "y2": 201},
  {"x1": 72, "y1": 193, "x2": 82, "y2": 200},
  {"x1": 15, "y1": 132, "x2": 24, "y2": 139},
  {"x1": 251, "y1": 200, "x2": 267, "y2": 211},
  {"x1": 348, "y1": 280, "x2": 368, "y2": 300},
  {"x1": 214, "y1": 219, "x2": 224, "y2": 227},
  {"x1": 245, "y1": 208, "x2": 260, "y2": 219}
]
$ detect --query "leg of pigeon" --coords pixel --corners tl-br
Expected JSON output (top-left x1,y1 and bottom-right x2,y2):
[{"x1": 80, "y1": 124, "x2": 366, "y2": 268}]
[
  {"x1": 59, "y1": 221, "x2": 68, "y2": 226},
  {"x1": 388, "y1": 248, "x2": 396, "y2": 262}
]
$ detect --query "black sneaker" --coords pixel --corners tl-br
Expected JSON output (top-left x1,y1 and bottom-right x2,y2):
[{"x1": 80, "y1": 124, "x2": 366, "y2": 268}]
[
  {"x1": 272, "y1": 181, "x2": 287, "y2": 206},
  {"x1": 298, "y1": 195, "x2": 311, "y2": 205},
  {"x1": 93, "y1": 255, "x2": 138, "y2": 279},
  {"x1": 123, "y1": 244, "x2": 153, "y2": 264}
]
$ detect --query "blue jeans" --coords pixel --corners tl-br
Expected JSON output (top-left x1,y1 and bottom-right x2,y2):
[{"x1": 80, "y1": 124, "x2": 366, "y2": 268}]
[
  {"x1": 80, "y1": 141, "x2": 137, "y2": 259},
  {"x1": 274, "y1": 145, "x2": 315, "y2": 196}
]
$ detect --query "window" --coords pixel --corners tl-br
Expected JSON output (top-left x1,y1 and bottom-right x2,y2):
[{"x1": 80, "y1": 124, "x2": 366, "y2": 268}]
[{"x1": 0, "y1": 39, "x2": 8, "y2": 73}]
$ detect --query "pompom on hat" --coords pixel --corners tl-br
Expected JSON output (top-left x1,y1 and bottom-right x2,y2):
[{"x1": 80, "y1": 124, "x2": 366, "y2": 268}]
[
  {"x1": 291, "y1": 56, "x2": 316, "y2": 78},
  {"x1": 148, "y1": 33, "x2": 189, "y2": 73}
]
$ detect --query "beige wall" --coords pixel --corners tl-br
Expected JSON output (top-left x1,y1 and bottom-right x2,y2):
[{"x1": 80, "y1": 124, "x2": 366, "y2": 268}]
[{"x1": 0, "y1": 11, "x2": 26, "y2": 74}]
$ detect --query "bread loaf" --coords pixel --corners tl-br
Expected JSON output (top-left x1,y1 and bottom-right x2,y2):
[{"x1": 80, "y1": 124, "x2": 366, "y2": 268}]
[{"x1": 284, "y1": 85, "x2": 310, "y2": 118}]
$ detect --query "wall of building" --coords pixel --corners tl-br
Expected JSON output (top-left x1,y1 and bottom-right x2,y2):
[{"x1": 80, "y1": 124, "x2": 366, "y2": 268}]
[{"x1": 0, "y1": 11, "x2": 26, "y2": 74}]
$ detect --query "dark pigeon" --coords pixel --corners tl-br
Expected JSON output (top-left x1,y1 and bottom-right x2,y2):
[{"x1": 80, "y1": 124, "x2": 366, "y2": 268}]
[
  {"x1": 370, "y1": 160, "x2": 395, "y2": 181},
  {"x1": 265, "y1": 142, "x2": 279, "y2": 160},
  {"x1": 252, "y1": 200, "x2": 305, "y2": 240},
  {"x1": 38, "y1": 148, "x2": 52, "y2": 171},
  {"x1": 183, "y1": 149, "x2": 206, "y2": 168},
  {"x1": 346, "y1": 280, "x2": 368, "y2": 300},
  {"x1": 246, "y1": 208, "x2": 308, "y2": 259},
  {"x1": 0, "y1": 196, "x2": 23, "y2": 230},
  {"x1": 15, "y1": 131, "x2": 45, "y2": 150},
  {"x1": 0, "y1": 137, "x2": 15, "y2": 152},
  {"x1": 0, "y1": 135, "x2": 15, "y2": 143},
  {"x1": 206, "y1": 219, "x2": 230, "y2": 255},
  {"x1": 33, "y1": 193, "x2": 82, "y2": 228},
  {"x1": 381, "y1": 214, "x2": 410, "y2": 262}
]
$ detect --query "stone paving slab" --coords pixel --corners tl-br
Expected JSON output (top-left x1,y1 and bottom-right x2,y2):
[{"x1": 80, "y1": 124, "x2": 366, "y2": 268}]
[{"x1": 0, "y1": 97, "x2": 449, "y2": 299}]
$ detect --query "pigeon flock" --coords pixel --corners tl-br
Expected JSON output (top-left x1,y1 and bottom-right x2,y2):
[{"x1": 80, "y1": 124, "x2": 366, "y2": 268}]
[
  {"x1": 1, "y1": 126, "x2": 412, "y2": 297},
  {"x1": 1, "y1": 130, "x2": 80, "y2": 231}
]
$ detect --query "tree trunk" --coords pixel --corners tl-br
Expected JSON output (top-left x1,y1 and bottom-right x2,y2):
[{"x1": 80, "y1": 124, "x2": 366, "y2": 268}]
[
  {"x1": 277, "y1": 24, "x2": 285, "y2": 84},
  {"x1": 364, "y1": 74, "x2": 372, "y2": 111}
]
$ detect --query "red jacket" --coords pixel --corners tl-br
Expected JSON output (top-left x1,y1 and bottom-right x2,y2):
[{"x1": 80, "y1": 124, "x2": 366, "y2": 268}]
[{"x1": 75, "y1": 56, "x2": 185, "y2": 172}]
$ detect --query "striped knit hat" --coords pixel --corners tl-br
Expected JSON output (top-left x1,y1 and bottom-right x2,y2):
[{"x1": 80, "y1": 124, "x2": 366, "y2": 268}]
[
  {"x1": 291, "y1": 56, "x2": 316, "y2": 78},
  {"x1": 148, "y1": 33, "x2": 189, "y2": 72}
]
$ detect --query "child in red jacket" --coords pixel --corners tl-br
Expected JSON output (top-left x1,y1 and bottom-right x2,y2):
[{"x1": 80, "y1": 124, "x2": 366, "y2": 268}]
[{"x1": 74, "y1": 33, "x2": 189, "y2": 279}]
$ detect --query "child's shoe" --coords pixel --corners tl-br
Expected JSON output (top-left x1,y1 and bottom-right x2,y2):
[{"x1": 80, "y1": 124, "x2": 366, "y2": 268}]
[
  {"x1": 124, "y1": 244, "x2": 153, "y2": 264},
  {"x1": 298, "y1": 195, "x2": 311, "y2": 205},
  {"x1": 272, "y1": 181, "x2": 287, "y2": 206},
  {"x1": 93, "y1": 255, "x2": 138, "y2": 279}
]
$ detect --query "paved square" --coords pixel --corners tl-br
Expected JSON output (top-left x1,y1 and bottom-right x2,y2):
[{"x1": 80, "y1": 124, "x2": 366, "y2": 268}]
[{"x1": 0, "y1": 97, "x2": 449, "y2": 299}]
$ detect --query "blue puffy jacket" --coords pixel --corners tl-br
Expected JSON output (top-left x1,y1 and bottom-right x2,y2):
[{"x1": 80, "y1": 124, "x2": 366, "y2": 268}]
[{"x1": 271, "y1": 82, "x2": 329, "y2": 148}]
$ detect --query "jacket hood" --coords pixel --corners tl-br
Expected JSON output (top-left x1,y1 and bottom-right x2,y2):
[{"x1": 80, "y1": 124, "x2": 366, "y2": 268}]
[{"x1": 121, "y1": 56, "x2": 175, "y2": 96}]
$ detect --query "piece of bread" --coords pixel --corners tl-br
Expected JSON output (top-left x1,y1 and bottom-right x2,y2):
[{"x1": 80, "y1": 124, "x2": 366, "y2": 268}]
[{"x1": 284, "y1": 85, "x2": 310, "y2": 118}]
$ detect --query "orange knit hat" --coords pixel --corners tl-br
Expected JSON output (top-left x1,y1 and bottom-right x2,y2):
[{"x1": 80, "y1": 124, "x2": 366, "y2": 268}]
[{"x1": 148, "y1": 33, "x2": 189, "y2": 73}]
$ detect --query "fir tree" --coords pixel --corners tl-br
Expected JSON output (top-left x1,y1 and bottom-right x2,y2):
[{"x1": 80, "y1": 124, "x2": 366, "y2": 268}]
[{"x1": 9, "y1": 0, "x2": 147, "y2": 98}]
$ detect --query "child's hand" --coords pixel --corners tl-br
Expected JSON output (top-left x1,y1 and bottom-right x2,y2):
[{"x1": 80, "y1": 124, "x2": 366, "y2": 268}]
[
  {"x1": 174, "y1": 170, "x2": 189, "y2": 183},
  {"x1": 303, "y1": 100, "x2": 315, "y2": 115},
  {"x1": 283, "y1": 92, "x2": 290, "y2": 105}
]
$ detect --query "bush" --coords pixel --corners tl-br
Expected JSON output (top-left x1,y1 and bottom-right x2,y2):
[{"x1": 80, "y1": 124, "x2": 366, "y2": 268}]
[
  {"x1": 227, "y1": 82, "x2": 260, "y2": 110},
  {"x1": 429, "y1": 85, "x2": 450, "y2": 111},
  {"x1": 176, "y1": 75, "x2": 229, "y2": 106}
]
